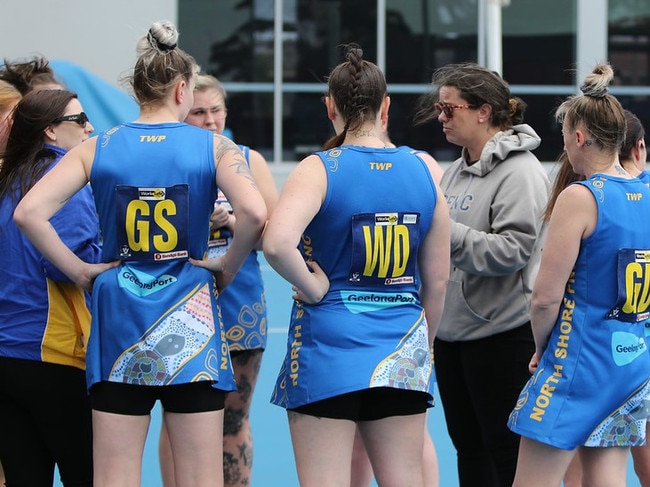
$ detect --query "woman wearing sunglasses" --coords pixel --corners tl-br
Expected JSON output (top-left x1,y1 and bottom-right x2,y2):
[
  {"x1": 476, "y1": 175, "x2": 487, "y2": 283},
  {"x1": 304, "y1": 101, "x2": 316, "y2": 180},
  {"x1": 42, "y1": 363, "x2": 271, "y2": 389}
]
[
  {"x1": 0, "y1": 89, "x2": 98, "y2": 486},
  {"x1": 415, "y1": 62, "x2": 550, "y2": 487},
  {"x1": 14, "y1": 20, "x2": 266, "y2": 487}
]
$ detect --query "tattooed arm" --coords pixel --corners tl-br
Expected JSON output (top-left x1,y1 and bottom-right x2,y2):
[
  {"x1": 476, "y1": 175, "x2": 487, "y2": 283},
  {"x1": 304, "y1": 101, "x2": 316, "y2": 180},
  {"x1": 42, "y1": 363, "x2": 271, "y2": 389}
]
[{"x1": 192, "y1": 134, "x2": 267, "y2": 290}]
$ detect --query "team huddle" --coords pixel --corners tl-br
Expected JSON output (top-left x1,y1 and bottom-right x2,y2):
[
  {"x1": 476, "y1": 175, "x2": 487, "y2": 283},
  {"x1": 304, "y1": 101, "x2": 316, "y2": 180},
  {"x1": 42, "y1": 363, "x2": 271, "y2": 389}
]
[{"x1": 0, "y1": 17, "x2": 649, "y2": 487}]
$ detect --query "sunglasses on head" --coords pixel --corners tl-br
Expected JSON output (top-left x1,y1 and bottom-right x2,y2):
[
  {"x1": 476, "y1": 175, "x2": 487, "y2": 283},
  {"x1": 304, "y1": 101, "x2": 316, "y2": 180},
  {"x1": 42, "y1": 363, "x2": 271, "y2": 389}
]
[
  {"x1": 52, "y1": 112, "x2": 89, "y2": 127},
  {"x1": 434, "y1": 102, "x2": 477, "y2": 120}
]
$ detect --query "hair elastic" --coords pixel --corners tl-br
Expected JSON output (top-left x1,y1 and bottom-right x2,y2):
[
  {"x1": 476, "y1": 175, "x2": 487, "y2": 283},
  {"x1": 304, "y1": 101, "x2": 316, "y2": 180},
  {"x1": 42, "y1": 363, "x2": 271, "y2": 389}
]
[{"x1": 148, "y1": 28, "x2": 177, "y2": 53}]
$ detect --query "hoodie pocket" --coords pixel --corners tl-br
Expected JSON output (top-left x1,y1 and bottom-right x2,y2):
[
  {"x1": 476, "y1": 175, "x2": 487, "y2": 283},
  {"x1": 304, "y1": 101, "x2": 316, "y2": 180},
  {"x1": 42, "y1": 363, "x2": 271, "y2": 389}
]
[{"x1": 443, "y1": 278, "x2": 490, "y2": 325}]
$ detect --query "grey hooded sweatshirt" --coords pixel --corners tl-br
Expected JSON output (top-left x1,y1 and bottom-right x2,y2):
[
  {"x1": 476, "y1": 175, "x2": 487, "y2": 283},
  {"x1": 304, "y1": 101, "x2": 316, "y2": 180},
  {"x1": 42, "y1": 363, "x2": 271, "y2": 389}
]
[{"x1": 437, "y1": 124, "x2": 550, "y2": 341}]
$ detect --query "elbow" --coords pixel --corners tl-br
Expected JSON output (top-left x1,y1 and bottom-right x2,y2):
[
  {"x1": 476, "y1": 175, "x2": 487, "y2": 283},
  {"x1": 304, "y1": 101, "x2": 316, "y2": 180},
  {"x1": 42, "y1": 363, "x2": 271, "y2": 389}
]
[
  {"x1": 531, "y1": 290, "x2": 561, "y2": 314},
  {"x1": 13, "y1": 203, "x2": 29, "y2": 232},
  {"x1": 262, "y1": 233, "x2": 281, "y2": 263},
  {"x1": 262, "y1": 230, "x2": 293, "y2": 266},
  {"x1": 252, "y1": 206, "x2": 268, "y2": 233},
  {"x1": 241, "y1": 204, "x2": 268, "y2": 236}
]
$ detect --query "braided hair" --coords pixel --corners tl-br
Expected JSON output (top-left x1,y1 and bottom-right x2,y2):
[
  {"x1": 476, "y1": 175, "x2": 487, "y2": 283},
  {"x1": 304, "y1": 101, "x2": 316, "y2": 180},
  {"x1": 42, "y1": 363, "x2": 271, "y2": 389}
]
[{"x1": 322, "y1": 44, "x2": 387, "y2": 150}]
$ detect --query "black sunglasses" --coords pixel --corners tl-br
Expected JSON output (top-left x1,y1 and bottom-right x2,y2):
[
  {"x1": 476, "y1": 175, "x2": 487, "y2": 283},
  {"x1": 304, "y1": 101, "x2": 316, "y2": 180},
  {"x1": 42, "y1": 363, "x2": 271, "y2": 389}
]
[{"x1": 52, "y1": 112, "x2": 89, "y2": 127}]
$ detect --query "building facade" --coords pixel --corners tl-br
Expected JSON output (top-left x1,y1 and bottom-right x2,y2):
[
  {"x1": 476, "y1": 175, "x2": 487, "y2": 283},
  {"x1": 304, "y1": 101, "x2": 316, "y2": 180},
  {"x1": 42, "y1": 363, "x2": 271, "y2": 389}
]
[
  {"x1": 2, "y1": 0, "x2": 648, "y2": 163},
  {"x1": 179, "y1": 0, "x2": 650, "y2": 164}
]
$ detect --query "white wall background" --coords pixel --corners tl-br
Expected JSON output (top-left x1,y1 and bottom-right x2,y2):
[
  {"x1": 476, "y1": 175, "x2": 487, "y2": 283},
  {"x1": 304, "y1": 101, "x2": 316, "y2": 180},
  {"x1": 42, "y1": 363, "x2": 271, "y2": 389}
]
[{"x1": 0, "y1": 0, "x2": 177, "y2": 86}]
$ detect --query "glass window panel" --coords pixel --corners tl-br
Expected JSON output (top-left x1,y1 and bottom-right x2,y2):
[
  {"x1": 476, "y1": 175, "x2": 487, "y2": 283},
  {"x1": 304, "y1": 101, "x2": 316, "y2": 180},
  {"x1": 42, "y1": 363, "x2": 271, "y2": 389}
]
[
  {"x1": 385, "y1": 0, "x2": 478, "y2": 83},
  {"x1": 224, "y1": 91, "x2": 274, "y2": 160},
  {"x1": 501, "y1": 0, "x2": 575, "y2": 85},
  {"x1": 609, "y1": 0, "x2": 650, "y2": 86},
  {"x1": 179, "y1": 0, "x2": 275, "y2": 82},
  {"x1": 283, "y1": 92, "x2": 333, "y2": 161},
  {"x1": 290, "y1": 0, "x2": 378, "y2": 83}
]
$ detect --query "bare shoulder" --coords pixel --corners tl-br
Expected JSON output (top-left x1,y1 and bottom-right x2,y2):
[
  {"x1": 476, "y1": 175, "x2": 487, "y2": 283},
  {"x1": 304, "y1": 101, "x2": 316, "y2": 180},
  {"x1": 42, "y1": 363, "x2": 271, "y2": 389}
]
[
  {"x1": 413, "y1": 150, "x2": 443, "y2": 185},
  {"x1": 213, "y1": 132, "x2": 241, "y2": 155},
  {"x1": 557, "y1": 182, "x2": 594, "y2": 206},
  {"x1": 282, "y1": 154, "x2": 326, "y2": 192},
  {"x1": 212, "y1": 133, "x2": 250, "y2": 171},
  {"x1": 551, "y1": 182, "x2": 597, "y2": 237},
  {"x1": 248, "y1": 147, "x2": 267, "y2": 163},
  {"x1": 65, "y1": 136, "x2": 99, "y2": 175},
  {"x1": 292, "y1": 154, "x2": 325, "y2": 177},
  {"x1": 248, "y1": 147, "x2": 270, "y2": 172}
]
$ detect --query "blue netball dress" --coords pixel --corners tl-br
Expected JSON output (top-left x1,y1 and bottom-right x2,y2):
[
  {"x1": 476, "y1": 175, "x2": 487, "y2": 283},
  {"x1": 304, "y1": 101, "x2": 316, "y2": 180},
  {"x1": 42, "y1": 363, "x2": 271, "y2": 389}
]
[
  {"x1": 639, "y1": 170, "x2": 650, "y2": 186},
  {"x1": 271, "y1": 145, "x2": 438, "y2": 409},
  {"x1": 87, "y1": 122, "x2": 235, "y2": 391},
  {"x1": 207, "y1": 146, "x2": 267, "y2": 352},
  {"x1": 508, "y1": 174, "x2": 650, "y2": 449}
]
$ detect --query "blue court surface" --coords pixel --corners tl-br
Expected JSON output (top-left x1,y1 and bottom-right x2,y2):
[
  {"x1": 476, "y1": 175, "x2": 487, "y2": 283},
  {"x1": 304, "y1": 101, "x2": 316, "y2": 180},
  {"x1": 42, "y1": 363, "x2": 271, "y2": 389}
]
[{"x1": 55, "y1": 257, "x2": 643, "y2": 487}]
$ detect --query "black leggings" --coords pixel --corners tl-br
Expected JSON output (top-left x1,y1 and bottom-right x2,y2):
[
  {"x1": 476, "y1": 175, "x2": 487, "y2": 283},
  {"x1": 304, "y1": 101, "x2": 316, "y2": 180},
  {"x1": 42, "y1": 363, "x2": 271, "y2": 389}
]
[
  {"x1": 290, "y1": 387, "x2": 430, "y2": 421},
  {"x1": 0, "y1": 357, "x2": 93, "y2": 487},
  {"x1": 434, "y1": 323, "x2": 534, "y2": 487}
]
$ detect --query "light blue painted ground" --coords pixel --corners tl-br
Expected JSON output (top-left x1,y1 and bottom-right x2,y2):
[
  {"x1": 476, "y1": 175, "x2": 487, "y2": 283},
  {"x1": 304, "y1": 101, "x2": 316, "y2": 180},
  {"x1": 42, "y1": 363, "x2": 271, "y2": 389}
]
[{"x1": 55, "y1": 258, "x2": 642, "y2": 486}]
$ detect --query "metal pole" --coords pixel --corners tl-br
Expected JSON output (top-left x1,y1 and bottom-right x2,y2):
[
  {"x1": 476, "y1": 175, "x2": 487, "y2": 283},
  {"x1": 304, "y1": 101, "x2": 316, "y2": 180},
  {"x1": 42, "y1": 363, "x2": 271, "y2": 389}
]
[
  {"x1": 576, "y1": 0, "x2": 607, "y2": 86},
  {"x1": 377, "y1": 0, "x2": 386, "y2": 72},
  {"x1": 273, "y1": 0, "x2": 283, "y2": 164},
  {"x1": 478, "y1": 0, "x2": 486, "y2": 67},
  {"x1": 485, "y1": 0, "x2": 503, "y2": 74}
]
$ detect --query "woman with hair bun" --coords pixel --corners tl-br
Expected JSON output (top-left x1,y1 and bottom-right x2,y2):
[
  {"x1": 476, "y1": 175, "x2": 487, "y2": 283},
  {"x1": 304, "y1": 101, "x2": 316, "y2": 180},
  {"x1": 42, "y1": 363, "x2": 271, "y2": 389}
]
[
  {"x1": 263, "y1": 43, "x2": 450, "y2": 486},
  {"x1": 416, "y1": 62, "x2": 550, "y2": 487},
  {"x1": 14, "y1": 20, "x2": 266, "y2": 487},
  {"x1": 508, "y1": 63, "x2": 650, "y2": 487},
  {"x1": 158, "y1": 72, "x2": 278, "y2": 487}
]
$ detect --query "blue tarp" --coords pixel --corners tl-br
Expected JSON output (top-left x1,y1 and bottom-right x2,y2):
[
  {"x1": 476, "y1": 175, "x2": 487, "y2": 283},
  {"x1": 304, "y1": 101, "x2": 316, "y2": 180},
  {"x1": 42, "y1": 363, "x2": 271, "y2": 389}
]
[{"x1": 50, "y1": 60, "x2": 139, "y2": 134}]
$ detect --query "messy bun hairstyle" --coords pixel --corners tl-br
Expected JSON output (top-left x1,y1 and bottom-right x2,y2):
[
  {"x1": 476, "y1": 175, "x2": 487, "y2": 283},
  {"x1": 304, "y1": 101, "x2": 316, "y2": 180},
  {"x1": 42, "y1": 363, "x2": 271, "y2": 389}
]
[
  {"x1": 555, "y1": 63, "x2": 626, "y2": 154},
  {"x1": 129, "y1": 20, "x2": 196, "y2": 108}
]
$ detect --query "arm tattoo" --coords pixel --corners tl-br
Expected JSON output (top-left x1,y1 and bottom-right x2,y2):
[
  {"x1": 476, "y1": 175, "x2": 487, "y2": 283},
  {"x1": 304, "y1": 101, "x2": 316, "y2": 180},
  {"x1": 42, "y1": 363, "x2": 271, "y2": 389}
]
[{"x1": 215, "y1": 135, "x2": 258, "y2": 188}]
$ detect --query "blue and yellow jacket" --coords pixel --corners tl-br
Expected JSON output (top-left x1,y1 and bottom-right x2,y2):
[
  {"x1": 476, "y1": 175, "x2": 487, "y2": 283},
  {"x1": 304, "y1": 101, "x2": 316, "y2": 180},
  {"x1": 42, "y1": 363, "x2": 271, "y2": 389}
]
[{"x1": 0, "y1": 145, "x2": 101, "y2": 369}]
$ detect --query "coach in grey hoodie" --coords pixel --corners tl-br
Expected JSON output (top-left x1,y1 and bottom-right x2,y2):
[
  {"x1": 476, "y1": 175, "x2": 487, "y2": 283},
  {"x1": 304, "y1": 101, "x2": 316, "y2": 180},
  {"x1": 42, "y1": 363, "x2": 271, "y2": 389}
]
[
  {"x1": 419, "y1": 63, "x2": 550, "y2": 487},
  {"x1": 440, "y1": 123, "x2": 548, "y2": 342}
]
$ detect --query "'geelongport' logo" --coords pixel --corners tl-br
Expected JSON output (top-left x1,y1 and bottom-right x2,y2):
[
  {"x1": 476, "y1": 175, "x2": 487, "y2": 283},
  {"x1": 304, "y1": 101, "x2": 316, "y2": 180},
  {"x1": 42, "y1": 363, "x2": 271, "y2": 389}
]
[
  {"x1": 612, "y1": 331, "x2": 647, "y2": 366},
  {"x1": 340, "y1": 291, "x2": 416, "y2": 314},
  {"x1": 118, "y1": 265, "x2": 177, "y2": 297}
]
